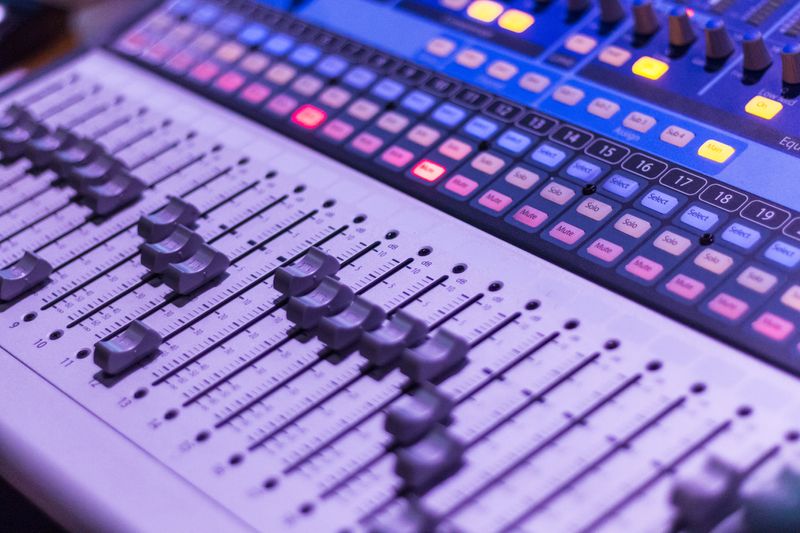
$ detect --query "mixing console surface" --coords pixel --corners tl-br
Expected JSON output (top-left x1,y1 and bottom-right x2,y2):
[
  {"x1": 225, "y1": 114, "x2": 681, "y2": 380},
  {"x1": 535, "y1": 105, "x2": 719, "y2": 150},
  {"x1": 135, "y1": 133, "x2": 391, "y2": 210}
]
[{"x1": 2, "y1": 1, "x2": 800, "y2": 532}]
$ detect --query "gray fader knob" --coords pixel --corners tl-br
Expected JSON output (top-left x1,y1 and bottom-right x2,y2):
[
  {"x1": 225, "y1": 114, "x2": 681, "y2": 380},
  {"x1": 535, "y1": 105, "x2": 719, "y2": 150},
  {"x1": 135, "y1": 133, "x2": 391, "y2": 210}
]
[
  {"x1": 163, "y1": 244, "x2": 229, "y2": 295},
  {"x1": 285, "y1": 277, "x2": 354, "y2": 329},
  {"x1": 94, "y1": 320, "x2": 162, "y2": 375},
  {"x1": 399, "y1": 329, "x2": 469, "y2": 383},
  {"x1": 0, "y1": 252, "x2": 52, "y2": 302},
  {"x1": 670, "y1": 455, "x2": 743, "y2": 531},
  {"x1": 360, "y1": 310, "x2": 428, "y2": 366},
  {"x1": 782, "y1": 43, "x2": 800, "y2": 85},
  {"x1": 273, "y1": 247, "x2": 340, "y2": 297},
  {"x1": 0, "y1": 115, "x2": 46, "y2": 159},
  {"x1": 138, "y1": 197, "x2": 200, "y2": 243},
  {"x1": 53, "y1": 136, "x2": 104, "y2": 176},
  {"x1": 317, "y1": 297, "x2": 386, "y2": 350},
  {"x1": 83, "y1": 172, "x2": 146, "y2": 216},
  {"x1": 599, "y1": 0, "x2": 625, "y2": 25},
  {"x1": 668, "y1": 7, "x2": 696, "y2": 48},
  {"x1": 741, "y1": 461, "x2": 800, "y2": 531},
  {"x1": 704, "y1": 19, "x2": 735, "y2": 61},
  {"x1": 69, "y1": 153, "x2": 125, "y2": 192},
  {"x1": 742, "y1": 31, "x2": 772, "y2": 72},
  {"x1": 140, "y1": 225, "x2": 203, "y2": 274},
  {"x1": 0, "y1": 104, "x2": 30, "y2": 130},
  {"x1": 385, "y1": 383, "x2": 454, "y2": 445},
  {"x1": 26, "y1": 127, "x2": 77, "y2": 168},
  {"x1": 394, "y1": 426, "x2": 464, "y2": 491},
  {"x1": 632, "y1": 0, "x2": 660, "y2": 37}
]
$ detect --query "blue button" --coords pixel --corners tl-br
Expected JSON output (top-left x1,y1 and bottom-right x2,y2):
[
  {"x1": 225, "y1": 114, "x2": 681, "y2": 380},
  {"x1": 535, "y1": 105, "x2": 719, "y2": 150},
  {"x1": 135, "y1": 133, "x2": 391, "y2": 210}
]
[
  {"x1": 237, "y1": 23, "x2": 269, "y2": 46},
  {"x1": 289, "y1": 45, "x2": 321, "y2": 67},
  {"x1": 680, "y1": 205, "x2": 720, "y2": 232},
  {"x1": 565, "y1": 158, "x2": 603, "y2": 183},
  {"x1": 602, "y1": 173, "x2": 640, "y2": 199},
  {"x1": 463, "y1": 116, "x2": 499, "y2": 140},
  {"x1": 640, "y1": 189, "x2": 679, "y2": 215},
  {"x1": 189, "y1": 4, "x2": 220, "y2": 25},
  {"x1": 722, "y1": 222, "x2": 762, "y2": 250},
  {"x1": 343, "y1": 67, "x2": 376, "y2": 89},
  {"x1": 530, "y1": 143, "x2": 568, "y2": 170},
  {"x1": 400, "y1": 91, "x2": 436, "y2": 114},
  {"x1": 315, "y1": 55, "x2": 348, "y2": 78},
  {"x1": 496, "y1": 130, "x2": 532, "y2": 154},
  {"x1": 214, "y1": 14, "x2": 244, "y2": 36},
  {"x1": 371, "y1": 79, "x2": 405, "y2": 101},
  {"x1": 168, "y1": 0, "x2": 196, "y2": 15},
  {"x1": 765, "y1": 240, "x2": 800, "y2": 268},
  {"x1": 262, "y1": 34, "x2": 294, "y2": 56},
  {"x1": 431, "y1": 103, "x2": 467, "y2": 127}
]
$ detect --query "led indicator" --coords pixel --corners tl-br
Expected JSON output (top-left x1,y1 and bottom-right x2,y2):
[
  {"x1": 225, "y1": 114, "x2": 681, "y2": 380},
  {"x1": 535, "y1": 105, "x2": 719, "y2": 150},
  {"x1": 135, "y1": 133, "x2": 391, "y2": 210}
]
[
  {"x1": 466, "y1": 0, "x2": 504, "y2": 23},
  {"x1": 498, "y1": 9, "x2": 534, "y2": 33},
  {"x1": 745, "y1": 95, "x2": 783, "y2": 120},
  {"x1": 291, "y1": 104, "x2": 327, "y2": 129},
  {"x1": 411, "y1": 160, "x2": 447, "y2": 182},
  {"x1": 632, "y1": 56, "x2": 669, "y2": 80}
]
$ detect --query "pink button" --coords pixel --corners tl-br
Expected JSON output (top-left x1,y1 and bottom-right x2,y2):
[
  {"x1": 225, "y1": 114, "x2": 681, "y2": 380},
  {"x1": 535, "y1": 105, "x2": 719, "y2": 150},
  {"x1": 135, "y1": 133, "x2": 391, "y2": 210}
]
[
  {"x1": 265, "y1": 94, "x2": 299, "y2": 117},
  {"x1": 478, "y1": 190, "x2": 513, "y2": 212},
  {"x1": 320, "y1": 119, "x2": 355, "y2": 142},
  {"x1": 708, "y1": 293, "x2": 749, "y2": 320},
  {"x1": 512, "y1": 205, "x2": 548, "y2": 229},
  {"x1": 625, "y1": 256, "x2": 664, "y2": 281},
  {"x1": 665, "y1": 274, "x2": 706, "y2": 301},
  {"x1": 214, "y1": 71, "x2": 246, "y2": 93},
  {"x1": 444, "y1": 175, "x2": 479, "y2": 197},
  {"x1": 587, "y1": 238, "x2": 624, "y2": 263},
  {"x1": 240, "y1": 83, "x2": 272, "y2": 105},
  {"x1": 380, "y1": 146, "x2": 415, "y2": 168},
  {"x1": 119, "y1": 32, "x2": 150, "y2": 54},
  {"x1": 438, "y1": 138, "x2": 473, "y2": 160},
  {"x1": 549, "y1": 221, "x2": 585, "y2": 245},
  {"x1": 189, "y1": 61, "x2": 220, "y2": 83},
  {"x1": 165, "y1": 51, "x2": 196, "y2": 73},
  {"x1": 142, "y1": 42, "x2": 172, "y2": 63},
  {"x1": 350, "y1": 132, "x2": 384, "y2": 155},
  {"x1": 752, "y1": 312, "x2": 795, "y2": 341}
]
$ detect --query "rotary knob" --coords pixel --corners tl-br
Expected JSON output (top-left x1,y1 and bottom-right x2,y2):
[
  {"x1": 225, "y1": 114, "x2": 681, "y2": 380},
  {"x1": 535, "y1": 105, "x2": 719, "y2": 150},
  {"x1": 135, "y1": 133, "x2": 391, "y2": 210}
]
[
  {"x1": 668, "y1": 7, "x2": 696, "y2": 48},
  {"x1": 782, "y1": 43, "x2": 800, "y2": 85},
  {"x1": 632, "y1": 0, "x2": 660, "y2": 38},
  {"x1": 704, "y1": 19, "x2": 735, "y2": 61},
  {"x1": 742, "y1": 31, "x2": 772, "y2": 72},
  {"x1": 599, "y1": 0, "x2": 625, "y2": 25}
]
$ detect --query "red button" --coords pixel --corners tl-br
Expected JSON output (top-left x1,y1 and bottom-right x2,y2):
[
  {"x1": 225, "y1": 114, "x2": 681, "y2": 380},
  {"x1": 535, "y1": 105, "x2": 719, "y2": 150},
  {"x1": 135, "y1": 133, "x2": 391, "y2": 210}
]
[
  {"x1": 291, "y1": 104, "x2": 327, "y2": 129},
  {"x1": 411, "y1": 159, "x2": 446, "y2": 182}
]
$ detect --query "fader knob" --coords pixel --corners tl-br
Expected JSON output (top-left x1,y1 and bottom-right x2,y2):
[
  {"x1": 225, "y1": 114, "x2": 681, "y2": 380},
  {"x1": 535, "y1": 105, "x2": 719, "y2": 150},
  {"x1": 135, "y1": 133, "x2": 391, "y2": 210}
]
[
  {"x1": 781, "y1": 43, "x2": 800, "y2": 85},
  {"x1": 94, "y1": 320, "x2": 162, "y2": 375},
  {"x1": 0, "y1": 252, "x2": 52, "y2": 302},
  {"x1": 360, "y1": 310, "x2": 428, "y2": 367},
  {"x1": 670, "y1": 455, "x2": 743, "y2": 531},
  {"x1": 285, "y1": 277, "x2": 354, "y2": 329},
  {"x1": 704, "y1": 20, "x2": 735, "y2": 61},
  {"x1": 163, "y1": 244, "x2": 229, "y2": 295},
  {"x1": 632, "y1": 0, "x2": 660, "y2": 38},
  {"x1": 742, "y1": 32, "x2": 772, "y2": 72},
  {"x1": 399, "y1": 329, "x2": 469, "y2": 384},
  {"x1": 741, "y1": 462, "x2": 800, "y2": 531},
  {"x1": 668, "y1": 7, "x2": 696, "y2": 48},
  {"x1": 394, "y1": 426, "x2": 464, "y2": 492},
  {"x1": 385, "y1": 383, "x2": 454, "y2": 446},
  {"x1": 599, "y1": 0, "x2": 625, "y2": 25}
]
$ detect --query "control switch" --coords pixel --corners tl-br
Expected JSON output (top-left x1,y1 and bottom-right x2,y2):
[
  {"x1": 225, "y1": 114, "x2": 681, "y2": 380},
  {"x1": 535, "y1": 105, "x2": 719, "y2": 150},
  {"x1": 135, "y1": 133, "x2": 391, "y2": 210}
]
[
  {"x1": 286, "y1": 277, "x2": 354, "y2": 329},
  {"x1": 163, "y1": 243, "x2": 229, "y2": 295},
  {"x1": 395, "y1": 426, "x2": 464, "y2": 491},
  {"x1": 0, "y1": 252, "x2": 52, "y2": 301},
  {"x1": 138, "y1": 197, "x2": 200, "y2": 243},
  {"x1": 94, "y1": 320, "x2": 162, "y2": 375},
  {"x1": 318, "y1": 297, "x2": 385, "y2": 350},
  {"x1": 140, "y1": 225, "x2": 203, "y2": 274},
  {"x1": 83, "y1": 172, "x2": 146, "y2": 216},
  {"x1": 385, "y1": 383, "x2": 454, "y2": 445},
  {"x1": 399, "y1": 329, "x2": 469, "y2": 383},
  {"x1": 273, "y1": 247, "x2": 340, "y2": 297},
  {"x1": 360, "y1": 310, "x2": 428, "y2": 366}
]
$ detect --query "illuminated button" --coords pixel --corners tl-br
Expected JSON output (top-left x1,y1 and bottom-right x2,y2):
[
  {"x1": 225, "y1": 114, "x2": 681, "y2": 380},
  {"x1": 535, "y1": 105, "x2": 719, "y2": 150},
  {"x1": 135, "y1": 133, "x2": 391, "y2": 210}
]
[
  {"x1": 745, "y1": 95, "x2": 783, "y2": 120},
  {"x1": 625, "y1": 256, "x2": 664, "y2": 281},
  {"x1": 666, "y1": 274, "x2": 706, "y2": 301},
  {"x1": 694, "y1": 249, "x2": 734, "y2": 275},
  {"x1": 660, "y1": 125, "x2": 695, "y2": 148},
  {"x1": 599, "y1": 46, "x2": 632, "y2": 67},
  {"x1": 407, "y1": 124, "x2": 441, "y2": 147},
  {"x1": 505, "y1": 167, "x2": 541, "y2": 190},
  {"x1": 444, "y1": 175, "x2": 479, "y2": 196},
  {"x1": 456, "y1": 49, "x2": 487, "y2": 69},
  {"x1": 377, "y1": 112, "x2": 410, "y2": 134},
  {"x1": 632, "y1": 56, "x2": 669, "y2": 80},
  {"x1": 587, "y1": 238, "x2": 624, "y2": 263},
  {"x1": 540, "y1": 181, "x2": 576, "y2": 205},
  {"x1": 587, "y1": 98, "x2": 621, "y2": 119},
  {"x1": 498, "y1": 9, "x2": 534, "y2": 33},
  {"x1": 477, "y1": 190, "x2": 513, "y2": 212},
  {"x1": 708, "y1": 293, "x2": 749, "y2": 320},
  {"x1": 513, "y1": 205, "x2": 548, "y2": 229},
  {"x1": 411, "y1": 160, "x2": 447, "y2": 182},
  {"x1": 426, "y1": 37, "x2": 457, "y2": 58},
  {"x1": 614, "y1": 213, "x2": 651, "y2": 238},
  {"x1": 487, "y1": 60, "x2": 518, "y2": 81},
  {"x1": 781, "y1": 285, "x2": 800, "y2": 311},
  {"x1": 752, "y1": 312, "x2": 794, "y2": 341},
  {"x1": 653, "y1": 230, "x2": 691, "y2": 256},
  {"x1": 565, "y1": 34, "x2": 598, "y2": 55},
  {"x1": 519, "y1": 72, "x2": 551, "y2": 93},
  {"x1": 438, "y1": 138, "x2": 473, "y2": 160},
  {"x1": 698, "y1": 139, "x2": 735, "y2": 163},
  {"x1": 466, "y1": 0, "x2": 504, "y2": 23},
  {"x1": 737, "y1": 266, "x2": 777, "y2": 294},
  {"x1": 549, "y1": 221, "x2": 586, "y2": 245},
  {"x1": 553, "y1": 85, "x2": 585, "y2": 106},
  {"x1": 291, "y1": 105, "x2": 327, "y2": 129},
  {"x1": 623, "y1": 111, "x2": 657, "y2": 133}
]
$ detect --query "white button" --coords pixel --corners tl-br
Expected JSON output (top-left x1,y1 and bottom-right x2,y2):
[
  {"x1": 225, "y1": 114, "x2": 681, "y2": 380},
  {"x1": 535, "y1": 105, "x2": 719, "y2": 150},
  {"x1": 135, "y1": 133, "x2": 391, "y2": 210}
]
[
  {"x1": 487, "y1": 60, "x2": 518, "y2": 81},
  {"x1": 623, "y1": 111, "x2": 656, "y2": 133},
  {"x1": 552, "y1": 85, "x2": 585, "y2": 106},
  {"x1": 599, "y1": 46, "x2": 632, "y2": 67},
  {"x1": 660, "y1": 125, "x2": 695, "y2": 148},
  {"x1": 519, "y1": 72, "x2": 551, "y2": 93},
  {"x1": 441, "y1": 0, "x2": 470, "y2": 9},
  {"x1": 426, "y1": 37, "x2": 456, "y2": 58},
  {"x1": 456, "y1": 49, "x2": 487, "y2": 69},
  {"x1": 564, "y1": 34, "x2": 597, "y2": 55},
  {"x1": 587, "y1": 98, "x2": 621, "y2": 119}
]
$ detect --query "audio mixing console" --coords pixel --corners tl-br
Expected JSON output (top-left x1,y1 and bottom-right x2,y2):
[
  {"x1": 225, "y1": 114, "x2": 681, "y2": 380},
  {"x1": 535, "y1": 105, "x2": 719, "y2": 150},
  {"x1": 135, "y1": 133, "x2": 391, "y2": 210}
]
[{"x1": 2, "y1": 0, "x2": 800, "y2": 531}]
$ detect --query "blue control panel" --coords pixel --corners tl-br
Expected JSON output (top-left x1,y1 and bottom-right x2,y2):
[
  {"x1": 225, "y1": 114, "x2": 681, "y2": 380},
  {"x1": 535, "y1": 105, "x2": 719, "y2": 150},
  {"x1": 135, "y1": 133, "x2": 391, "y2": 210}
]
[{"x1": 112, "y1": 0, "x2": 800, "y2": 374}]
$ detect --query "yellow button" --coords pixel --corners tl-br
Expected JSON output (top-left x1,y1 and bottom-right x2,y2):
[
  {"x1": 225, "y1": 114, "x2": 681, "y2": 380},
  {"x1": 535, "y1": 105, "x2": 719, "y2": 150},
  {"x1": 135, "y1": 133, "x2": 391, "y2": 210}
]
[
  {"x1": 745, "y1": 95, "x2": 783, "y2": 120},
  {"x1": 698, "y1": 139, "x2": 736, "y2": 163},
  {"x1": 632, "y1": 56, "x2": 669, "y2": 80},
  {"x1": 466, "y1": 0, "x2": 504, "y2": 22},
  {"x1": 498, "y1": 9, "x2": 534, "y2": 33}
]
